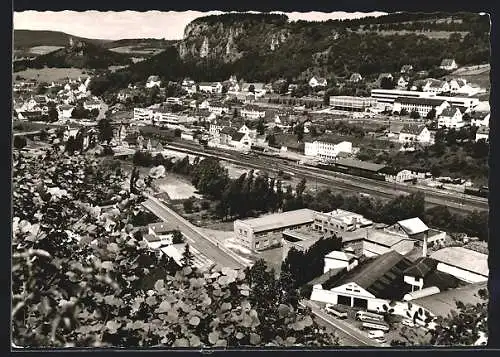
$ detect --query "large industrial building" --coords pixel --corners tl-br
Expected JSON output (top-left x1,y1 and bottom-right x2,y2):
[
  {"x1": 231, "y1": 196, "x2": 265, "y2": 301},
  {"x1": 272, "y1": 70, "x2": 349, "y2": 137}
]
[
  {"x1": 370, "y1": 88, "x2": 480, "y2": 111},
  {"x1": 234, "y1": 209, "x2": 316, "y2": 251},
  {"x1": 329, "y1": 96, "x2": 377, "y2": 111}
]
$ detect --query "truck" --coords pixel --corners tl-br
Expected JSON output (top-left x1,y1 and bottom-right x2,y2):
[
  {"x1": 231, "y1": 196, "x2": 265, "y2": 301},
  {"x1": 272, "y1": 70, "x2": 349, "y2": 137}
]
[{"x1": 361, "y1": 321, "x2": 390, "y2": 332}]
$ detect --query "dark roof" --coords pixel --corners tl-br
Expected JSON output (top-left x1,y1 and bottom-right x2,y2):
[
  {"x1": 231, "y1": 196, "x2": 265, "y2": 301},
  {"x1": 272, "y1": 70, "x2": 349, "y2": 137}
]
[
  {"x1": 220, "y1": 126, "x2": 237, "y2": 135},
  {"x1": 403, "y1": 257, "x2": 438, "y2": 278},
  {"x1": 334, "y1": 158, "x2": 386, "y2": 172},
  {"x1": 440, "y1": 106, "x2": 461, "y2": 117},
  {"x1": 329, "y1": 250, "x2": 413, "y2": 299},
  {"x1": 389, "y1": 123, "x2": 404, "y2": 134},
  {"x1": 424, "y1": 270, "x2": 464, "y2": 291},
  {"x1": 440, "y1": 59, "x2": 455, "y2": 66},
  {"x1": 231, "y1": 132, "x2": 246, "y2": 141},
  {"x1": 395, "y1": 96, "x2": 447, "y2": 106},
  {"x1": 307, "y1": 267, "x2": 346, "y2": 287},
  {"x1": 401, "y1": 124, "x2": 426, "y2": 135}
]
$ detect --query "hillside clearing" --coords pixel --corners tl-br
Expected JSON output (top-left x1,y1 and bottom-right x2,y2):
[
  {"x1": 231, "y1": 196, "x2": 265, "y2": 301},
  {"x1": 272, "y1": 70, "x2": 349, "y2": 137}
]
[{"x1": 13, "y1": 67, "x2": 90, "y2": 82}]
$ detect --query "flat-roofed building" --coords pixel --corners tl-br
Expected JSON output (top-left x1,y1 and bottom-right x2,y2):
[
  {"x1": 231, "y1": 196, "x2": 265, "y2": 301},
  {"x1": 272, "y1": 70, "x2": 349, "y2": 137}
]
[
  {"x1": 313, "y1": 209, "x2": 373, "y2": 235},
  {"x1": 304, "y1": 139, "x2": 352, "y2": 161},
  {"x1": 362, "y1": 230, "x2": 416, "y2": 257},
  {"x1": 234, "y1": 208, "x2": 316, "y2": 251},
  {"x1": 371, "y1": 88, "x2": 430, "y2": 106},
  {"x1": 393, "y1": 97, "x2": 450, "y2": 118},
  {"x1": 281, "y1": 228, "x2": 328, "y2": 260},
  {"x1": 430, "y1": 247, "x2": 488, "y2": 283},
  {"x1": 329, "y1": 96, "x2": 377, "y2": 111}
]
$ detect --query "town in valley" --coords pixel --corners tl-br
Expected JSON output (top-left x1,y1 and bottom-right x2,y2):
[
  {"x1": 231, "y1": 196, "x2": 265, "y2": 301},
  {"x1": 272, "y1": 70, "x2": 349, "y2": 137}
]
[{"x1": 12, "y1": 10, "x2": 490, "y2": 348}]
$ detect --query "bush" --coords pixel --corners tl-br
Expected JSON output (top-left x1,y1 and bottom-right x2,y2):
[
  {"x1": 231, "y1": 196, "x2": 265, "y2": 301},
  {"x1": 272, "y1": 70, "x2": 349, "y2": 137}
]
[
  {"x1": 171, "y1": 230, "x2": 185, "y2": 244},
  {"x1": 183, "y1": 197, "x2": 195, "y2": 213},
  {"x1": 200, "y1": 201, "x2": 211, "y2": 210},
  {"x1": 14, "y1": 136, "x2": 27, "y2": 149}
]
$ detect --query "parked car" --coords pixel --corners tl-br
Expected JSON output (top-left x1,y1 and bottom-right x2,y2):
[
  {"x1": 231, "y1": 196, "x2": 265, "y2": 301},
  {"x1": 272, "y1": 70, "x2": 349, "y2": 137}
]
[
  {"x1": 374, "y1": 337, "x2": 387, "y2": 344},
  {"x1": 368, "y1": 330, "x2": 385, "y2": 339},
  {"x1": 401, "y1": 319, "x2": 415, "y2": 328}
]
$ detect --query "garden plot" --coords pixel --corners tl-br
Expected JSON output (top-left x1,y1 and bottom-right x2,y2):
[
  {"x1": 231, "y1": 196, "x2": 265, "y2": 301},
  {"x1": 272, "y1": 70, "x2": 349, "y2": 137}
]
[{"x1": 155, "y1": 176, "x2": 201, "y2": 201}]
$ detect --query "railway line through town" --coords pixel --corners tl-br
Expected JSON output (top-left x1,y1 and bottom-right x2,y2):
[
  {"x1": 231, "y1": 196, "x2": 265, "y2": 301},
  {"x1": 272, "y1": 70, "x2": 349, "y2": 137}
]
[{"x1": 159, "y1": 142, "x2": 488, "y2": 214}]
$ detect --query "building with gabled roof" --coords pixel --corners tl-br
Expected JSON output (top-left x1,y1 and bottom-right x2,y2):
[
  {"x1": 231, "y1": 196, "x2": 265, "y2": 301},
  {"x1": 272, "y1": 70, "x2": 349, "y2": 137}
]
[
  {"x1": 438, "y1": 106, "x2": 465, "y2": 129},
  {"x1": 398, "y1": 124, "x2": 431, "y2": 144},
  {"x1": 349, "y1": 73, "x2": 363, "y2": 83},
  {"x1": 439, "y1": 58, "x2": 458, "y2": 71}
]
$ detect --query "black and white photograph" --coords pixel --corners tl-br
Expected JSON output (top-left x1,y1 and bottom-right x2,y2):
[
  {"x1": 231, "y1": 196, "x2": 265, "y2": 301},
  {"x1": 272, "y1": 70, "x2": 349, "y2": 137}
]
[{"x1": 11, "y1": 8, "x2": 491, "y2": 349}]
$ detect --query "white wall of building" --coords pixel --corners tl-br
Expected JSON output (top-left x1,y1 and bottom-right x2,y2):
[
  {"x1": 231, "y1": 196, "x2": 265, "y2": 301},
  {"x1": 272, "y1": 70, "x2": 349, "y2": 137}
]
[{"x1": 436, "y1": 262, "x2": 488, "y2": 283}]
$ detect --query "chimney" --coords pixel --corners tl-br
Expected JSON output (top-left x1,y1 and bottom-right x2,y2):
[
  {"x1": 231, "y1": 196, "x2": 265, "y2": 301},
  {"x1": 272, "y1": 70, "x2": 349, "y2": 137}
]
[{"x1": 422, "y1": 233, "x2": 428, "y2": 257}]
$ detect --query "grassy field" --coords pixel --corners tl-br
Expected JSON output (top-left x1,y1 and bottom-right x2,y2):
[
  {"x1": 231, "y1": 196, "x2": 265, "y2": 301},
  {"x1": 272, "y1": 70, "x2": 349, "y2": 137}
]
[
  {"x1": 109, "y1": 46, "x2": 165, "y2": 56},
  {"x1": 14, "y1": 67, "x2": 89, "y2": 82},
  {"x1": 28, "y1": 46, "x2": 64, "y2": 55}
]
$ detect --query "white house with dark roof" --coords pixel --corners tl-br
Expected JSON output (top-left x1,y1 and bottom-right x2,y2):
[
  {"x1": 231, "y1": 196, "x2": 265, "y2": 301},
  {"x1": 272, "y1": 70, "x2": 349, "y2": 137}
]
[
  {"x1": 439, "y1": 58, "x2": 458, "y2": 71},
  {"x1": 430, "y1": 247, "x2": 488, "y2": 283},
  {"x1": 349, "y1": 73, "x2": 363, "y2": 83},
  {"x1": 199, "y1": 82, "x2": 223, "y2": 94},
  {"x1": 397, "y1": 76, "x2": 409, "y2": 88},
  {"x1": 398, "y1": 124, "x2": 431, "y2": 144},
  {"x1": 475, "y1": 126, "x2": 489, "y2": 142},
  {"x1": 400, "y1": 64, "x2": 413, "y2": 74},
  {"x1": 423, "y1": 79, "x2": 450, "y2": 94},
  {"x1": 471, "y1": 112, "x2": 490, "y2": 127},
  {"x1": 146, "y1": 75, "x2": 162, "y2": 88},
  {"x1": 309, "y1": 76, "x2": 328, "y2": 88},
  {"x1": 57, "y1": 104, "x2": 75, "y2": 119},
  {"x1": 438, "y1": 106, "x2": 465, "y2": 129},
  {"x1": 230, "y1": 131, "x2": 253, "y2": 151},
  {"x1": 402, "y1": 257, "x2": 463, "y2": 293}
]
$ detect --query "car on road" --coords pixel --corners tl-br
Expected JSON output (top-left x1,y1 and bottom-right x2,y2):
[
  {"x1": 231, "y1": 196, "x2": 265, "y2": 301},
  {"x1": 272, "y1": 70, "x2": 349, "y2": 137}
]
[
  {"x1": 368, "y1": 330, "x2": 385, "y2": 339},
  {"x1": 401, "y1": 319, "x2": 415, "y2": 328},
  {"x1": 374, "y1": 336, "x2": 387, "y2": 344}
]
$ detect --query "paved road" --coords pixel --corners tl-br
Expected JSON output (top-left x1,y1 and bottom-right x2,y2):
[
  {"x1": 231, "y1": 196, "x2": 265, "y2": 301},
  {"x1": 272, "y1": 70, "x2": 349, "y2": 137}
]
[
  {"x1": 301, "y1": 300, "x2": 384, "y2": 347},
  {"x1": 159, "y1": 142, "x2": 488, "y2": 214},
  {"x1": 141, "y1": 196, "x2": 245, "y2": 269}
]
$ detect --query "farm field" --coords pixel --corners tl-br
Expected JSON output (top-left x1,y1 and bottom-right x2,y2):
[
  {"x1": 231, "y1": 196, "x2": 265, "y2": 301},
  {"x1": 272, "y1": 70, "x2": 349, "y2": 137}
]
[
  {"x1": 28, "y1": 46, "x2": 63, "y2": 55},
  {"x1": 13, "y1": 67, "x2": 90, "y2": 82},
  {"x1": 109, "y1": 46, "x2": 165, "y2": 56}
]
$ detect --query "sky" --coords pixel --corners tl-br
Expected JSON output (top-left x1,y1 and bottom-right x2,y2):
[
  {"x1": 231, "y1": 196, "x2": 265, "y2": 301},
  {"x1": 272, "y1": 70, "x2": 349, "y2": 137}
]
[{"x1": 13, "y1": 10, "x2": 387, "y2": 41}]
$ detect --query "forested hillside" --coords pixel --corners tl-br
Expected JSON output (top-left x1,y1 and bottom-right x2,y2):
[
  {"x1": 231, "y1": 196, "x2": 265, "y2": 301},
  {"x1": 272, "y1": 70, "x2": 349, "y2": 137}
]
[{"x1": 88, "y1": 12, "x2": 489, "y2": 95}]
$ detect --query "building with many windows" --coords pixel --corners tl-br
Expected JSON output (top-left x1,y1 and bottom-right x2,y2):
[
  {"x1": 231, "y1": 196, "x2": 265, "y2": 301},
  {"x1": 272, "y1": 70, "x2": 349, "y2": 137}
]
[
  {"x1": 329, "y1": 96, "x2": 377, "y2": 111},
  {"x1": 392, "y1": 97, "x2": 450, "y2": 118},
  {"x1": 304, "y1": 140, "x2": 353, "y2": 161},
  {"x1": 234, "y1": 209, "x2": 316, "y2": 251}
]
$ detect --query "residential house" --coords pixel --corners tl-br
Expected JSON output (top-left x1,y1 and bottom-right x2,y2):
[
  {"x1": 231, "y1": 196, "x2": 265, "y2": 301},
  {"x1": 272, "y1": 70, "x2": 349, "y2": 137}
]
[
  {"x1": 475, "y1": 126, "x2": 489, "y2": 142},
  {"x1": 423, "y1": 79, "x2": 450, "y2": 94},
  {"x1": 304, "y1": 139, "x2": 353, "y2": 161},
  {"x1": 199, "y1": 82, "x2": 223, "y2": 94},
  {"x1": 387, "y1": 122, "x2": 404, "y2": 139},
  {"x1": 309, "y1": 76, "x2": 328, "y2": 88},
  {"x1": 199, "y1": 99, "x2": 210, "y2": 110},
  {"x1": 377, "y1": 73, "x2": 394, "y2": 85},
  {"x1": 57, "y1": 105, "x2": 75, "y2": 119},
  {"x1": 208, "y1": 101, "x2": 230, "y2": 115},
  {"x1": 238, "y1": 124, "x2": 257, "y2": 139},
  {"x1": 471, "y1": 112, "x2": 490, "y2": 127},
  {"x1": 397, "y1": 76, "x2": 409, "y2": 88},
  {"x1": 398, "y1": 124, "x2": 432, "y2": 144},
  {"x1": 430, "y1": 247, "x2": 488, "y2": 283},
  {"x1": 439, "y1": 58, "x2": 458, "y2": 71},
  {"x1": 438, "y1": 106, "x2": 465, "y2": 129},
  {"x1": 240, "y1": 104, "x2": 266, "y2": 119},
  {"x1": 230, "y1": 131, "x2": 253, "y2": 151},
  {"x1": 182, "y1": 78, "x2": 195, "y2": 87},
  {"x1": 146, "y1": 75, "x2": 162, "y2": 88},
  {"x1": 241, "y1": 82, "x2": 266, "y2": 97},
  {"x1": 393, "y1": 97, "x2": 450, "y2": 118},
  {"x1": 83, "y1": 100, "x2": 101, "y2": 111},
  {"x1": 400, "y1": 64, "x2": 414, "y2": 74},
  {"x1": 448, "y1": 79, "x2": 467, "y2": 93},
  {"x1": 349, "y1": 73, "x2": 363, "y2": 83}
]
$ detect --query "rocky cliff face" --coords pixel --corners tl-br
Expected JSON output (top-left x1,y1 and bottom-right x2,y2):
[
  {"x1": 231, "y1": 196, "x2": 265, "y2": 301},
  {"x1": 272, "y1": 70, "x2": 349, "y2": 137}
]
[{"x1": 177, "y1": 15, "x2": 290, "y2": 63}]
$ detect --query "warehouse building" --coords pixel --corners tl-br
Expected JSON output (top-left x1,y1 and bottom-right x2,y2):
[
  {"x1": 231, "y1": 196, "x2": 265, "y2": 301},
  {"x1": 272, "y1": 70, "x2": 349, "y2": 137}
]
[
  {"x1": 430, "y1": 247, "x2": 488, "y2": 283},
  {"x1": 234, "y1": 209, "x2": 316, "y2": 251}
]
